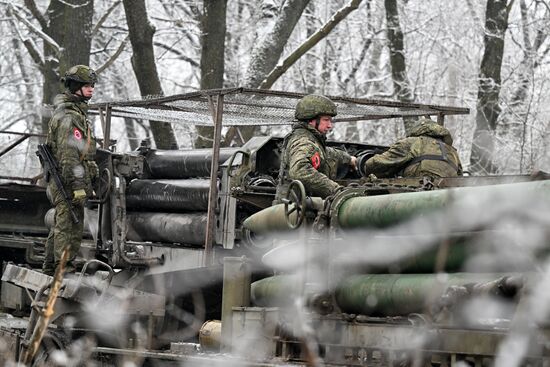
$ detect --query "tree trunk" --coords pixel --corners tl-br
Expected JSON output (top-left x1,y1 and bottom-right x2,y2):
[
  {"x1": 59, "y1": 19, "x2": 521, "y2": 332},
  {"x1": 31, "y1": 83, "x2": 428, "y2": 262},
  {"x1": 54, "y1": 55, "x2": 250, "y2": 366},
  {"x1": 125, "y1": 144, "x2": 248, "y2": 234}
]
[
  {"x1": 41, "y1": 0, "x2": 94, "y2": 133},
  {"x1": 366, "y1": 38, "x2": 384, "y2": 97},
  {"x1": 223, "y1": 0, "x2": 310, "y2": 146},
  {"x1": 195, "y1": 0, "x2": 228, "y2": 148},
  {"x1": 303, "y1": 2, "x2": 317, "y2": 94},
  {"x1": 469, "y1": 0, "x2": 512, "y2": 174},
  {"x1": 12, "y1": 38, "x2": 39, "y2": 132},
  {"x1": 122, "y1": 0, "x2": 178, "y2": 150},
  {"x1": 245, "y1": 0, "x2": 310, "y2": 89},
  {"x1": 259, "y1": 0, "x2": 363, "y2": 90},
  {"x1": 384, "y1": 0, "x2": 415, "y2": 133}
]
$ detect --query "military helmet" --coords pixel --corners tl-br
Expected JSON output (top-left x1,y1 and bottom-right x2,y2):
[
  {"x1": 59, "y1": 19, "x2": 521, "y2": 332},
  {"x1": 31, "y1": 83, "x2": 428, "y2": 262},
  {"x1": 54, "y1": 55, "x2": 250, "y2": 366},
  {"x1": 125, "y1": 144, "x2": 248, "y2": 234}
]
[
  {"x1": 294, "y1": 94, "x2": 337, "y2": 121},
  {"x1": 61, "y1": 65, "x2": 98, "y2": 85}
]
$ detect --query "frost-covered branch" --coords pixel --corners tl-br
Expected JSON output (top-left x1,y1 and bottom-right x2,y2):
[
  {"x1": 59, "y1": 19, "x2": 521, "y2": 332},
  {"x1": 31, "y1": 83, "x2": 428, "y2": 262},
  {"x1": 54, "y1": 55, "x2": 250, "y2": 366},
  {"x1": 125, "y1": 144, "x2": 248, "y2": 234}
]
[
  {"x1": 22, "y1": 38, "x2": 45, "y2": 67},
  {"x1": 244, "y1": 0, "x2": 310, "y2": 89},
  {"x1": 95, "y1": 36, "x2": 129, "y2": 75},
  {"x1": 465, "y1": 0, "x2": 484, "y2": 33},
  {"x1": 55, "y1": 0, "x2": 91, "y2": 9},
  {"x1": 0, "y1": 113, "x2": 39, "y2": 132},
  {"x1": 23, "y1": 0, "x2": 47, "y2": 30},
  {"x1": 343, "y1": 36, "x2": 373, "y2": 86},
  {"x1": 154, "y1": 41, "x2": 200, "y2": 67},
  {"x1": 7, "y1": 9, "x2": 44, "y2": 67},
  {"x1": 259, "y1": 0, "x2": 364, "y2": 89},
  {"x1": 8, "y1": 3, "x2": 62, "y2": 54},
  {"x1": 92, "y1": 1, "x2": 122, "y2": 35},
  {"x1": 506, "y1": 0, "x2": 516, "y2": 16}
]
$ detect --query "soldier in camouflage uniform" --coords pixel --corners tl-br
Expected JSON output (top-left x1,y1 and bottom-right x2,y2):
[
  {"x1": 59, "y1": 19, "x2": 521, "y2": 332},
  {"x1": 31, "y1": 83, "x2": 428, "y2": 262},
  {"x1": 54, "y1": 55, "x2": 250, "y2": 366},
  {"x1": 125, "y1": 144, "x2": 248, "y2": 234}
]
[
  {"x1": 42, "y1": 65, "x2": 98, "y2": 275},
  {"x1": 280, "y1": 94, "x2": 357, "y2": 198},
  {"x1": 359, "y1": 118, "x2": 462, "y2": 180}
]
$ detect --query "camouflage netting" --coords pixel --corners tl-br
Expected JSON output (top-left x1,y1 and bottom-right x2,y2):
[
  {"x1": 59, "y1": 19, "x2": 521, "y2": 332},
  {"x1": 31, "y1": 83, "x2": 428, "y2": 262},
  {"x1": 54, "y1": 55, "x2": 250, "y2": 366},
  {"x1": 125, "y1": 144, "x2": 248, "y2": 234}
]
[
  {"x1": 90, "y1": 88, "x2": 469, "y2": 127},
  {"x1": 0, "y1": 88, "x2": 469, "y2": 183}
]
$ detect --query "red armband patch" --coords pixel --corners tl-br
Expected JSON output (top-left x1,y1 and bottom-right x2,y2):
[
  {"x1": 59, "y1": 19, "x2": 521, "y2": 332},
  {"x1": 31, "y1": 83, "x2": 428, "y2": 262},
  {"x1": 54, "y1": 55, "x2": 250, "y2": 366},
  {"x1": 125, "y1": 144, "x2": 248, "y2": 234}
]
[
  {"x1": 73, "y1": 128, "x2": 82, "y2": 140},
  {"x1": 311, "y1": 152, "x2": 321, "y2": 170}
]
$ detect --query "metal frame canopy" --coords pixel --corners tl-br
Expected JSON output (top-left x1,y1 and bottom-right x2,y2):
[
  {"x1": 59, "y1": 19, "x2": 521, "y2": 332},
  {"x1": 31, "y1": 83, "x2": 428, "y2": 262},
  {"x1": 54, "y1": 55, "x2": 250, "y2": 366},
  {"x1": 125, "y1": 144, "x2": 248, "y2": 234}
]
[{"x1": 89, "y1": 87, "x2": 470, "y2": 128}]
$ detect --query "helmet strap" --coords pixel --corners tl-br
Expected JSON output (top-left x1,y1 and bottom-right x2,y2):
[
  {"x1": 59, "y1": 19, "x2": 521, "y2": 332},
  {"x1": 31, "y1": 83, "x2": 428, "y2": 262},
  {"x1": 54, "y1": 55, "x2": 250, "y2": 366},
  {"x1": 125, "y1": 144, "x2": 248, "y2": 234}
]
[
  {"x1": 315, "y1": 117, "x2": 321, "y2": 130},
  {"x1": 79, "y1": 87, "x2": 91, "y2": 101},
  {"x1": 72, "y1": 86, "x2": 91, "y2": 102}
]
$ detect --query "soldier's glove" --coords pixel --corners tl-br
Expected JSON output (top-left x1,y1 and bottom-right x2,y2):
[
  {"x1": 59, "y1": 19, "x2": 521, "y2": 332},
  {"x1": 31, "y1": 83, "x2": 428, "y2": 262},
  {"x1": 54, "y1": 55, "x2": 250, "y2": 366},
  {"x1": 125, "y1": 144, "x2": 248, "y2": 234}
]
[
  {"x1": 87, "y1": 161, "x2": 99, "y2": 181},
  {"x1": 73, "y1": 189, "x2": 87, "y2": 204}
]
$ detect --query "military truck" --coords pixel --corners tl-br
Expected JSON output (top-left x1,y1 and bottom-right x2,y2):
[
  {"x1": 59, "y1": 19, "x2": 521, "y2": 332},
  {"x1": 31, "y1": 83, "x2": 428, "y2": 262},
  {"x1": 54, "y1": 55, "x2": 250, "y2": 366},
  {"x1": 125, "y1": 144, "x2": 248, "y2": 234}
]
[{"x1": 1, "y1": 88, "x2": 548, "y2": 366}]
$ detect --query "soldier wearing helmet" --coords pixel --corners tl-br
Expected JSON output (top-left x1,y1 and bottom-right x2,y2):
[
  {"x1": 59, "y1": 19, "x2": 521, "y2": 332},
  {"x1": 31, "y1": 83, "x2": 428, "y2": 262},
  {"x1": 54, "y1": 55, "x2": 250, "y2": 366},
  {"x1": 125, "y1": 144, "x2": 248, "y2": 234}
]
[
  {"x1": 279, "y1": 94, "x2": 357, "y2": 199},
  {"x1": 359, "y1": 118, "x2": 463, "y2": 180},
  {"x1": 42, "y1": 65, "x2": 99, "y2": 275}
]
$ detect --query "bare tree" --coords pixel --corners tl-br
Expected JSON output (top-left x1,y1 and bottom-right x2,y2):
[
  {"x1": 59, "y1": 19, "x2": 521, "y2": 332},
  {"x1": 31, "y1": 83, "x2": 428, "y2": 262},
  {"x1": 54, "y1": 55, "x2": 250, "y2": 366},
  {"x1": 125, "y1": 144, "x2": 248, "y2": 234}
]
[
  {"x1": 10, "y1": 0, "x2": 94, "y2": 133},
  {"x1": 223, "y1": 0, "x2": 373, "y2": 146},
  {"x1": 384, "y1": 0, "x2": 415, "y2": 133},
  {"x1": 244, "y1": 0, "x2": 311, "y2": 89},
  {"x1": 122, "y1": 0, "x2": 178, "y2": 150},
  {"x1": 195, "y1": 0, "x2": 228, "y2": 148},
  {"x1": 469, "y1": 0, "x2": 514, "y2": 174},
  {"x1": 3, "y1": 0, "x2": 550, "y2": 175},
  {"x1": 259, "y1": 0, "x2": 363, "y2": 90},
  {"x1": 221, "y1": 0, "x2": 310, "y2": 146}
]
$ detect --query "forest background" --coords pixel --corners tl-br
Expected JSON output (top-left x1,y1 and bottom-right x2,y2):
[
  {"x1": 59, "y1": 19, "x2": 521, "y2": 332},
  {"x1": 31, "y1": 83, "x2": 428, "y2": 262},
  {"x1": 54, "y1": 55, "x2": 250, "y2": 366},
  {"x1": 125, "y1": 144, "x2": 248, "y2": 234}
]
[{"x1": 0, "y1": 0, "x2": 549, "y2": 180}]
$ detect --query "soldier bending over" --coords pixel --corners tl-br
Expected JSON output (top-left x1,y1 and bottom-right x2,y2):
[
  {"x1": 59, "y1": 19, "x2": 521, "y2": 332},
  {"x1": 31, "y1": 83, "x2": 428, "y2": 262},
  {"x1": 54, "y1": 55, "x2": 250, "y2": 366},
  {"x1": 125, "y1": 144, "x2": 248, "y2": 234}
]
[{"x1": 359, "y1": 118, "x2": 462, "y2": 180}]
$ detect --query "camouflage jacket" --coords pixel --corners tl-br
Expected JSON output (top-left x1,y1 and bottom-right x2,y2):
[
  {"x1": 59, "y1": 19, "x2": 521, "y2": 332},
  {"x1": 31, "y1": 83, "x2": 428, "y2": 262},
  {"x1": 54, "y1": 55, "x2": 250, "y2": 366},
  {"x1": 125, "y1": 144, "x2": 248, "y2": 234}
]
[
  {"x1": 281, "y1": 122, "x2": 352, "y2": 198},
  {"x1": 46, "y1": 93, "x2": 97, "y2": 204},
  {"x1": 363, "y1": 122, "x2": 462, "y2": 179}
]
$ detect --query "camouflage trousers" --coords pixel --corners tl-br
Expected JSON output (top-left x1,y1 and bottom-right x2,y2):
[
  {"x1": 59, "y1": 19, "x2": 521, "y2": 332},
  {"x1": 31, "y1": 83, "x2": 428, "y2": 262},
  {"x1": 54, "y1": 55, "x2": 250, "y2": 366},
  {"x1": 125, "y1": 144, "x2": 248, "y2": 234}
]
[{"x1": 42, "y1": 200, "x2": 85, "y2": 275}]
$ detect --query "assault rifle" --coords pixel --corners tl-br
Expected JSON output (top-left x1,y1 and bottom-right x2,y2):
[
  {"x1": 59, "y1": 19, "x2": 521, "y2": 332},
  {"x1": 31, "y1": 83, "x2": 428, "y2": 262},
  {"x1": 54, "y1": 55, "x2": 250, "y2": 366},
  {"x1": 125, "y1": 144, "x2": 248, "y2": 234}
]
[{"x1": 36, "y1": 143, "x2": 79, "y2": 224}]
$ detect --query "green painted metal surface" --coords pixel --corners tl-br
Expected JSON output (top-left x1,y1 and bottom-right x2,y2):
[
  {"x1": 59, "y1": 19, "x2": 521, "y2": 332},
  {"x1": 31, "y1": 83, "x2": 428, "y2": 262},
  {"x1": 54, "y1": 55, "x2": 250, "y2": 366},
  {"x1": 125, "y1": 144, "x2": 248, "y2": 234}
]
[
  {"x1": 389, "y1": 241, "x2": 469, "y2": 273},
  {"x1": 243, "y1": 203, "x2": 295, "y2": 233},
  {"x1": 250, "y1": 275, "x2": 301, "y2": 307},
  {"x1": 337, "y1": 180, "x2": 550, "y2": 228},
  {"x1": 251, "y1": 273, "x2": 513, "y2": 316},
  {"x1": 334, "y1": 273, "x2": 511, "y2": 316}
]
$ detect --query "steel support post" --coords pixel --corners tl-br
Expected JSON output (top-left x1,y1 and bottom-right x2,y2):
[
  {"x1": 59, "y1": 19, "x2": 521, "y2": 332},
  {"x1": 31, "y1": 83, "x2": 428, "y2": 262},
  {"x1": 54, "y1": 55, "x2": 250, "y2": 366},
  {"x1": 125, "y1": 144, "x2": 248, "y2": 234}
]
[
  {"x1": 220, "y1": 256, "x2": 251, "y2": 352},
  {"x1": 204, "y1": 94, "x2": 224, "y2": 266}
]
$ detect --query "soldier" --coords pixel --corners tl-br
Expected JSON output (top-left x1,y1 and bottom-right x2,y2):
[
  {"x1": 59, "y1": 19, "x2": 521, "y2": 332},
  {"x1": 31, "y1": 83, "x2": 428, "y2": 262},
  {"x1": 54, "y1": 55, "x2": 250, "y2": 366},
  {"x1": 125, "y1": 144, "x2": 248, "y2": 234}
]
[
  {"x1": 359, "y1": 118, "x2": 462, "y2": 180},
  {"x1": 280, "y1": 94, "x2": 357, "y2": 199},
  {"x1": 42, "y1": 65, "x2": 98, "y2": 275}
]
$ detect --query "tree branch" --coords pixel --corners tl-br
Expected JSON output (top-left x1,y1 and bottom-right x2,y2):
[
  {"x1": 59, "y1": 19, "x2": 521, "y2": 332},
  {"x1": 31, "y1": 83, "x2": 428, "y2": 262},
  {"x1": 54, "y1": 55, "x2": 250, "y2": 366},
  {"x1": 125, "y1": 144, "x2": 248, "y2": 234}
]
[
  {"x1": 23, "y1": 39, "x2": 45, "y2": 67},
  {"x1": 154, "y1": 41, "x2": 200, "y2": 67},
  {"x1": 465, "y1": 0, "x2": 484, "y2": 32},
  {"x1": 7, "y1": 10, "x2": 45, "y2": 67},
  {"x1": 532, "y1": 3, "x2": 550, "y2": 60},
  {"x1": 92, "y1": 0, "x2": 122, "y2": 35},
  {"x1": 8, "y1": 3, "x2": 62, "y2": 54},
  {"x1": 506, "y1": 0, "x2": 516, "y2": 16},
  {"x1": 95, "y1": 36, "x2": 129, "y2": 74},
  {"x1": 23, "y1": 0, "x2": 47, "y2": 30},
  {"x1": 259, "y1": 0, "x2": 363, "y2": 89},
  {"x1": 343, "y1": 35, "x2": 374, "y2": 85}
]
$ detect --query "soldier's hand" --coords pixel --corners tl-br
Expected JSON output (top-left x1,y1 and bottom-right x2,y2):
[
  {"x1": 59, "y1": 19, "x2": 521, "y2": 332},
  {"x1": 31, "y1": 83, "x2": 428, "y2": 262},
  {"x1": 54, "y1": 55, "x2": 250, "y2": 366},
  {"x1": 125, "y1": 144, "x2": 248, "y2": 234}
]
[
  {"x1": 73, "y1": 189, "x2": 87, "y2": 203},
  {"x1": 87, "y1": 161, "x2": 99, "y2": 180},
  {"x1": 350, "y1": 156, "x2": 357, "y2": 171}
]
